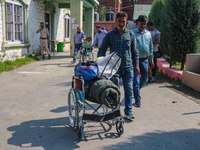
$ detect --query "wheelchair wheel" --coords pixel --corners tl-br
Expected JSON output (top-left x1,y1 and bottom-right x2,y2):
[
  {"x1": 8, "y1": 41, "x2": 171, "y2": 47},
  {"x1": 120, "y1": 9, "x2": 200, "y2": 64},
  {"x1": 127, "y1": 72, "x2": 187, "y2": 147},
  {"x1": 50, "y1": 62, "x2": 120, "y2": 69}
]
[
  {"x1": 88, "y1": 52, "x2": 94, "y2": 61},
  {"x1": 116, "y1": 121, "x2": 124, "y2": 136},
  {"x1": 68, "y1": 89, "x2": 77, "y2": 129},
  {"x1": 79, "y1": 54, "x2": 86, "y2": 63},
  {"x1": 77, "y1": 126, "x2": 84, "y2": 140}
]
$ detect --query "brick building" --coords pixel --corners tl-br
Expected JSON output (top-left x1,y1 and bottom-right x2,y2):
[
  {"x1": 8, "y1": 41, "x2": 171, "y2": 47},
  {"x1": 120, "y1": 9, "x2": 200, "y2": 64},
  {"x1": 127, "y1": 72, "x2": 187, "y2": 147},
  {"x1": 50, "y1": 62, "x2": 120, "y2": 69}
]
[
  {"x1": 122, "y1": 0, "x2": 153, "y2": 20},
  {"x1": 97, "y1": 0, "x2": 122, "y2": 17}
]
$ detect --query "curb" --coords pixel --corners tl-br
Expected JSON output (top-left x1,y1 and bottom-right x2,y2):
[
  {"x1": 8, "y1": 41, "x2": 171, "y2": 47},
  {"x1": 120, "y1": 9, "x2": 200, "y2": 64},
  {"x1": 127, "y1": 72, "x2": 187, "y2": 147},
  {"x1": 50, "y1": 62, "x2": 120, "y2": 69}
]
[{"x1": 157, "y1": 58, "x2": 183, "y2": 80}]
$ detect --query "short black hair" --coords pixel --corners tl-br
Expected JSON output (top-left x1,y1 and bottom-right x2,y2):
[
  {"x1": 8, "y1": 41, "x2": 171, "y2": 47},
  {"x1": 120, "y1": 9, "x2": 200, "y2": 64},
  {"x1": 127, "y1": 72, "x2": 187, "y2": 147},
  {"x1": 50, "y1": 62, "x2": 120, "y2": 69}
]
[
  {"x1": 40, "y1": 22, "x2": 44, "y2": 24},
  {"x1": 137, "y1": 15, "x2": 148, "y2": 22},
  {"x1": 96, "y1": 26, "x2": 101, "y2": 29},
  {"x1": 116, "y1": 11, "x2": 128, "y2": 19},
  {"x1": 147, "y1": 21, "x2": 154, "y2": 26}
]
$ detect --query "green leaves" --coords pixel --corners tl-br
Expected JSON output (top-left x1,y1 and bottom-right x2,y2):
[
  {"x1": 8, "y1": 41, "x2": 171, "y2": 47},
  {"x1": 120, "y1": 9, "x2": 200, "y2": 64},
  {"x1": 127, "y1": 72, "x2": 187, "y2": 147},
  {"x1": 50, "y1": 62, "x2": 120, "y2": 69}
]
[
  {"x1": 0, "y1": 55, "x2": 39, "y2": 73},
  {"x1": 149, "y1": 0, "x2": 200, "y2": 70}
]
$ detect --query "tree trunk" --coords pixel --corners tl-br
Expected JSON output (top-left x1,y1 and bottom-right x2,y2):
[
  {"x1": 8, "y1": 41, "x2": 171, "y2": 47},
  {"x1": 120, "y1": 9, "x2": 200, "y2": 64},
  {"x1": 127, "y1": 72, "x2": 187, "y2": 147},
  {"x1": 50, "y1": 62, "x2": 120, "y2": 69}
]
[
  {"x1": 170, "y1": 51, "x2": 172, "y2": 68},
  {"x1": 181, "y1": 60, "x2": 185, "y2": 70}
]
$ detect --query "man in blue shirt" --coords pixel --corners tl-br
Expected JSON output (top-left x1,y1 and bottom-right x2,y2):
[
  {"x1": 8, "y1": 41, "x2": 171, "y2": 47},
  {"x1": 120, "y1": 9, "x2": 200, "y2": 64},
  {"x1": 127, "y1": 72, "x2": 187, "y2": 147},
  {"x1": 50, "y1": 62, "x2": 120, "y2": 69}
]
[
  {"x1": 132, "y1": 15, "x2": 154, "y2": 107},
  {"x1": 92, "y1": 26, "x2": 107, "y2": 49},
  {"x1": 147, "y1": 22, "x2": 161, "y2": 82},
  {"x1": 97, "y1": 12, "x2": 140, "y2": 120},
  {"x1": 71, "y1": 27, "x2": 86, "y2": 64}
]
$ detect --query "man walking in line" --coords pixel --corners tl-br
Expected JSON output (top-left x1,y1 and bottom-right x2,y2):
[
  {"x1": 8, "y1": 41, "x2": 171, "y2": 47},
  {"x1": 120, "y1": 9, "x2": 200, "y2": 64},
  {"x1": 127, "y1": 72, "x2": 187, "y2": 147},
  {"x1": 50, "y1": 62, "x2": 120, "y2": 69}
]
[
  {"x1": 97, "y1": 12, "x2": 140, "y2": 120},
  {"x1": 147, "y1": 21, "x2": 161, "y2": 82},
  {"x1": 132, "y1": 15, "x2": 154, "y2": 107},
  {"x1": 71, "y1": 27, "x2": 86, "y2": 64},
  {"x1": 36, "y1": 22, "x2": 51, "y2": 59},
  {"x1": 92, "y1": 26, "x2": 107, "y2": 49}
]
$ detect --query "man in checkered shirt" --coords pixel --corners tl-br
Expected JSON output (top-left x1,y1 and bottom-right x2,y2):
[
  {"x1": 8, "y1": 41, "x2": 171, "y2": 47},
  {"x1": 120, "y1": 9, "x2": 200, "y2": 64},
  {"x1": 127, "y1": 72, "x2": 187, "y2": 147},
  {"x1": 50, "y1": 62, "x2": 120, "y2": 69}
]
[{"x1": 97, "y1": 12, "x2": 140, "y2": 120}]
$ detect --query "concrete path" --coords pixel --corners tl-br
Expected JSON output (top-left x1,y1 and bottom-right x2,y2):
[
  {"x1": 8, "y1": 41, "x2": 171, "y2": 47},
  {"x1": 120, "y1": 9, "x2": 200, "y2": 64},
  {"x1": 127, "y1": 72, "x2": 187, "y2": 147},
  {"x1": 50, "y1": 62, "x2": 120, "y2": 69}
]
[{"x1": 0, "y1": 51, "x2": 200, "y2": 150}]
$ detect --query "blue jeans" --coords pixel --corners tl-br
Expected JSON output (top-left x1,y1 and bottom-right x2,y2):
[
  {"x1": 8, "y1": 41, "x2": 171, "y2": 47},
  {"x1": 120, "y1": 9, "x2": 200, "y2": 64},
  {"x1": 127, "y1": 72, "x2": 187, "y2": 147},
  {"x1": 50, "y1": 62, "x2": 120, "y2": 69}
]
[
  {"x1": 133, "y1": 59, "x2": 148, "y2": 101},
  {"x1": 118, "y1": 68, "x2": 134, "y2": 113},
  {"x1": 73, "y1": 43, "x2": 83, "y2": 63}
]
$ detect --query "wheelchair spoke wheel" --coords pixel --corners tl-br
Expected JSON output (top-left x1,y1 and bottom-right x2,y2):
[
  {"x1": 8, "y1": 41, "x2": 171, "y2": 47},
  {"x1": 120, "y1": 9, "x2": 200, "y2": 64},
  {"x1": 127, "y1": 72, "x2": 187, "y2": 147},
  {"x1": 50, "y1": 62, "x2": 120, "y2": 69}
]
[
  {"x1": 116, "y1": 121, "x2": 124, "y2": 136},
  {"x1": 77, "y1": 126, "x2": 85, "y2": 140},
  {"x1": 88, "y1": 52, "x2": 94, "y2": 61},
  {"x1": 68, "y1": 89, "x2": 77, "y2": 129}
]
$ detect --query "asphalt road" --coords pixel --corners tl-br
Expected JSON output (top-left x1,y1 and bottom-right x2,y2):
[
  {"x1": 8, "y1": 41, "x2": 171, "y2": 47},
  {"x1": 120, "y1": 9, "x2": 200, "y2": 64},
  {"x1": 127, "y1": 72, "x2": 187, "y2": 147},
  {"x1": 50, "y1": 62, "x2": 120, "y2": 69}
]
[{"x1": 0, "y1": 51, "x2": 200, "y2": 150}]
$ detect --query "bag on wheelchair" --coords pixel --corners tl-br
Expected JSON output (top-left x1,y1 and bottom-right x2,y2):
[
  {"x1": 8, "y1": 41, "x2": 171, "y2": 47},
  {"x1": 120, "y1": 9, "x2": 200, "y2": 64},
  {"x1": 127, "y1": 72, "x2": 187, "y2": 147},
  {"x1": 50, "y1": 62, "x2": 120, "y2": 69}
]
[
  {"x1": 75, "y1": 61, "x2": 98, "y2": 80},
  {"x1": 96, "y1": 52, "x2": 121, "y2": 79}
]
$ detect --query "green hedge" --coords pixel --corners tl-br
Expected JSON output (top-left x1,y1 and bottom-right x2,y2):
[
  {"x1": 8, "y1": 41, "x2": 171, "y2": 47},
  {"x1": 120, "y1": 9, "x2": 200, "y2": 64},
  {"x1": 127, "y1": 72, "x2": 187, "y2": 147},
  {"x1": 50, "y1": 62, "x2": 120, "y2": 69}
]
[{"x1": 149, "y1": 0, "x2": 200, "y2": 70}]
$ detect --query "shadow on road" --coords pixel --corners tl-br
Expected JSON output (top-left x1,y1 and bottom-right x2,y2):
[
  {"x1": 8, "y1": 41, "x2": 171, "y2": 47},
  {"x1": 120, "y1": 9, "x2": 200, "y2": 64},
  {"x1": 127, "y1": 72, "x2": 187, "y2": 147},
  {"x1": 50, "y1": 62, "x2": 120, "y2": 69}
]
[
  {"x1": 7, "y1": 108, "x2": 122, "y2": 149},
  {"x1": 42, "y1": 63, "x2": 75, "y2": 68},
  {"x1": 51, "y1": 55, "x2": 72, "y2": 59},
  {"x1": 102, "y1": 129, "x2": 200, "y2": 150},
  {"x1": 7, "y1": 117, "x2": 80, "y2": 150},
  {"x1": 50, "y1": 106, "x2": 68, "y2": 113},
  {"x1": 182, "y1": 111, "x2": 200, "y2": 115}
]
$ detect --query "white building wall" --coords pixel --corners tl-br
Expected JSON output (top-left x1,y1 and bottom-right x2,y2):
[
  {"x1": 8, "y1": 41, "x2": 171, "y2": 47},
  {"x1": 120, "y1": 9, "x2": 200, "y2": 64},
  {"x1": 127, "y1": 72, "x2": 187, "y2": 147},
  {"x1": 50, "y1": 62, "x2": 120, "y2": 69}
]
[
  {"x1": 0, "y1": 0, "x2": 69, "y2": 61},
  {"x1": 28, "y1": 0, "x2": 45, "y2": 55},
  {"x1": 54, "y1": 5, "x2": 65, "y2": 43},
  {"x1": 0, "y1": 3, "x2": 4, "y2": 58}
]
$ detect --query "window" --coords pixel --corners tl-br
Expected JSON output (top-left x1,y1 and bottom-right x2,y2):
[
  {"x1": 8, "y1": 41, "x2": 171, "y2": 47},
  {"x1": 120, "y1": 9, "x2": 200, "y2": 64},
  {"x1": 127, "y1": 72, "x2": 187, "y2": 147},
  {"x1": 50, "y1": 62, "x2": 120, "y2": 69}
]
[
  {"x1": 5, "y1": 0, "x2": 23, "y2": 43},
  {"x1": 65, "y1": 16, "x2": 70, "y2": 40}
]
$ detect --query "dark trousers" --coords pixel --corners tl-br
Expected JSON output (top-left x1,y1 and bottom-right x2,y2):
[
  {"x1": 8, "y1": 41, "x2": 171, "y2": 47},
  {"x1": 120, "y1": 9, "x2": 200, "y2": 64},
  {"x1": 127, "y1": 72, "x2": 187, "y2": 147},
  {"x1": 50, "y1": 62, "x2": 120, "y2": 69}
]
[{"x1": 152, "y1": 52, "x2": 158, "y2": 77}]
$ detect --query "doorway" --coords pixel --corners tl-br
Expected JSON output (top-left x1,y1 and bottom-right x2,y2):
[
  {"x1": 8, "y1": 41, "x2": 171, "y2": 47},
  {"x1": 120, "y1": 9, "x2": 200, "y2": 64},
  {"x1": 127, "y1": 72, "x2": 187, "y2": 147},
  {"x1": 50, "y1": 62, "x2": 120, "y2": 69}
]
[{"x1": 45, "y1": 12, "x2": 51, "y2": 39}]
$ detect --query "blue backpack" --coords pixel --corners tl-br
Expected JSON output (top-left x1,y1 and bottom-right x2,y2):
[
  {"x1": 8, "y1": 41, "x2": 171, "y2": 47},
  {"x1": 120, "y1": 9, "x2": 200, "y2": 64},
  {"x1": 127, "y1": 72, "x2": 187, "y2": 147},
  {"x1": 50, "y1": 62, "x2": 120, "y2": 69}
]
[{"x1": 75, "y1": 61, "x2": 98, "y2": 80}]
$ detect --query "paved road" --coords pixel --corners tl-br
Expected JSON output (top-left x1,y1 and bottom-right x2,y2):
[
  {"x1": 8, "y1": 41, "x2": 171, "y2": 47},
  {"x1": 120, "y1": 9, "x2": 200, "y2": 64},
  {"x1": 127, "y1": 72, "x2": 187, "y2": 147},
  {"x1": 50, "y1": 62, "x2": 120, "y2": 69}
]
[{"x1": 0, "y1": 51, "x2": 200, "y2": 150}]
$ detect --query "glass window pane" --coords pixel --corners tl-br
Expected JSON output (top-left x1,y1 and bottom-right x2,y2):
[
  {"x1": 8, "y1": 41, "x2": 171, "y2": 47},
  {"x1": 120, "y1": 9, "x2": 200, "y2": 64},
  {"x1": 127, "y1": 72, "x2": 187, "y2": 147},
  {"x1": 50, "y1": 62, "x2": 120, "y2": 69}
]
[
  {"x1": 14, "y1": 5, "x2": 23, "y2": 41},
  {"x1": 7, "y1": 33, "x2": 11, "y2": 41},
  {"x1": 6, "y1": 3, "x2": 23, "y2": 42},
  {"x1": 15, "y1": 24, "x2": 16, "y2": 31},
  {"x1": 18, "y1": 32, "x2": 22, "y2": 41},
  {"x1": 6, "y1": 24, "x2": 12, "y2": 41},
  {"x1": 17, "y1": 16, "x2": 20, "y2": 23}
]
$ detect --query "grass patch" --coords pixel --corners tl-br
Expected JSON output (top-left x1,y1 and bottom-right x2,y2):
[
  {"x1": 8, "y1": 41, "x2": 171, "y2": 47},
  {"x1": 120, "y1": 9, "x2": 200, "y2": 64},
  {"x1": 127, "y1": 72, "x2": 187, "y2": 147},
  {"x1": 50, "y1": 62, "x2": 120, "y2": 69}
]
[
  {"x1": 162, "y1": 55, "x2": 185, "y2": 70},
  {"x1": 0, "y1": 55, "x2": 39, "y2": 73},
  {"x1": 171, "y1": 62, "x2": 186, "y2": 71}
]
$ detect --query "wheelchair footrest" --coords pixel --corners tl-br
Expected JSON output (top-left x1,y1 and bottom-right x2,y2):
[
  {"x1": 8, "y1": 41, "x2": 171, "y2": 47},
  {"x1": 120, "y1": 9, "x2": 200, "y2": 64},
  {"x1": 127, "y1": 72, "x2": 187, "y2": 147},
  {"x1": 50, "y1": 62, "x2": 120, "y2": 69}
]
[{"x1": 82, "y1": 110, "x2": 120, "y2": 122}]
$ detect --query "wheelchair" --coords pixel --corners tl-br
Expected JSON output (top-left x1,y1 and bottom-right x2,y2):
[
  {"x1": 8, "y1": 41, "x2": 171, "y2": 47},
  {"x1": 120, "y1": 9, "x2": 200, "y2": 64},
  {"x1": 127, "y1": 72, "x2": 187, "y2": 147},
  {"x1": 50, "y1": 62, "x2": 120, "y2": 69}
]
[
  {"x1": 68, "y1": 74, "x2": 124, "y2": 140},
  {"x1": 78, "y1": 37, "x2": 94, "y2": 63},
  {"x1": 79, "y1": 47, "x2": 94, "y2": 63}
]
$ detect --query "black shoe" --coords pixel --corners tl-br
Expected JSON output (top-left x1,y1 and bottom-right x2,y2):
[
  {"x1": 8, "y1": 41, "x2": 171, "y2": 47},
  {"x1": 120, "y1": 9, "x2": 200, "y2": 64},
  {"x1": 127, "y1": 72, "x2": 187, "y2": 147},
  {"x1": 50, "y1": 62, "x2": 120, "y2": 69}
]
[
  {"x1": 42, "y1": 55, "x2": 45, "y2": 59},
  {"x1": 48, "y1": 55, "x2": 51, "y2": 59}
]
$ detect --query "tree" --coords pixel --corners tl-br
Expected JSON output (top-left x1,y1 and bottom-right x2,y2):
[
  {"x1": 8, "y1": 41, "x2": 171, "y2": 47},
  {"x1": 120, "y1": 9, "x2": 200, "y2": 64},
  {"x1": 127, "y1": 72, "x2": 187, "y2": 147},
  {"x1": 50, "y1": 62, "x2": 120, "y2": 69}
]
[
  {"x1": 99, "y1": 6, "x2": 106, "y2": 21},
  {"x1": 163, "y1": 0, "x2": 200, "y2": 70},
  {"x1": 148, "y1": 0, "x2": 165, "y2": 31}
]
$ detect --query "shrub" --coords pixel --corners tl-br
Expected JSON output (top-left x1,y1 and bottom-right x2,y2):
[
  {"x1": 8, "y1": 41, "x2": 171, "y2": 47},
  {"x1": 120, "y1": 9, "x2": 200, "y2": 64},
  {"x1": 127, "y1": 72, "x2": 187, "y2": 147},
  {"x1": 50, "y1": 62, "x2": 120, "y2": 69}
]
[{"x1": 163, "y1": 0, "x2": 200, "y2": 70}]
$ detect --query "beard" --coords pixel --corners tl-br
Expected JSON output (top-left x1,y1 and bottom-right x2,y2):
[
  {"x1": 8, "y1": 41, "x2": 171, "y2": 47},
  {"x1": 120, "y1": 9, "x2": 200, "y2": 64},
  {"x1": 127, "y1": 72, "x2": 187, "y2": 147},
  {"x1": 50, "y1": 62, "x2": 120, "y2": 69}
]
[
  {"x1": 139, "y1": 27, "x2": 145, "y2": 31},
  {"x1": 117, "y1": 25, "x2": 125, "y2": 30}
]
